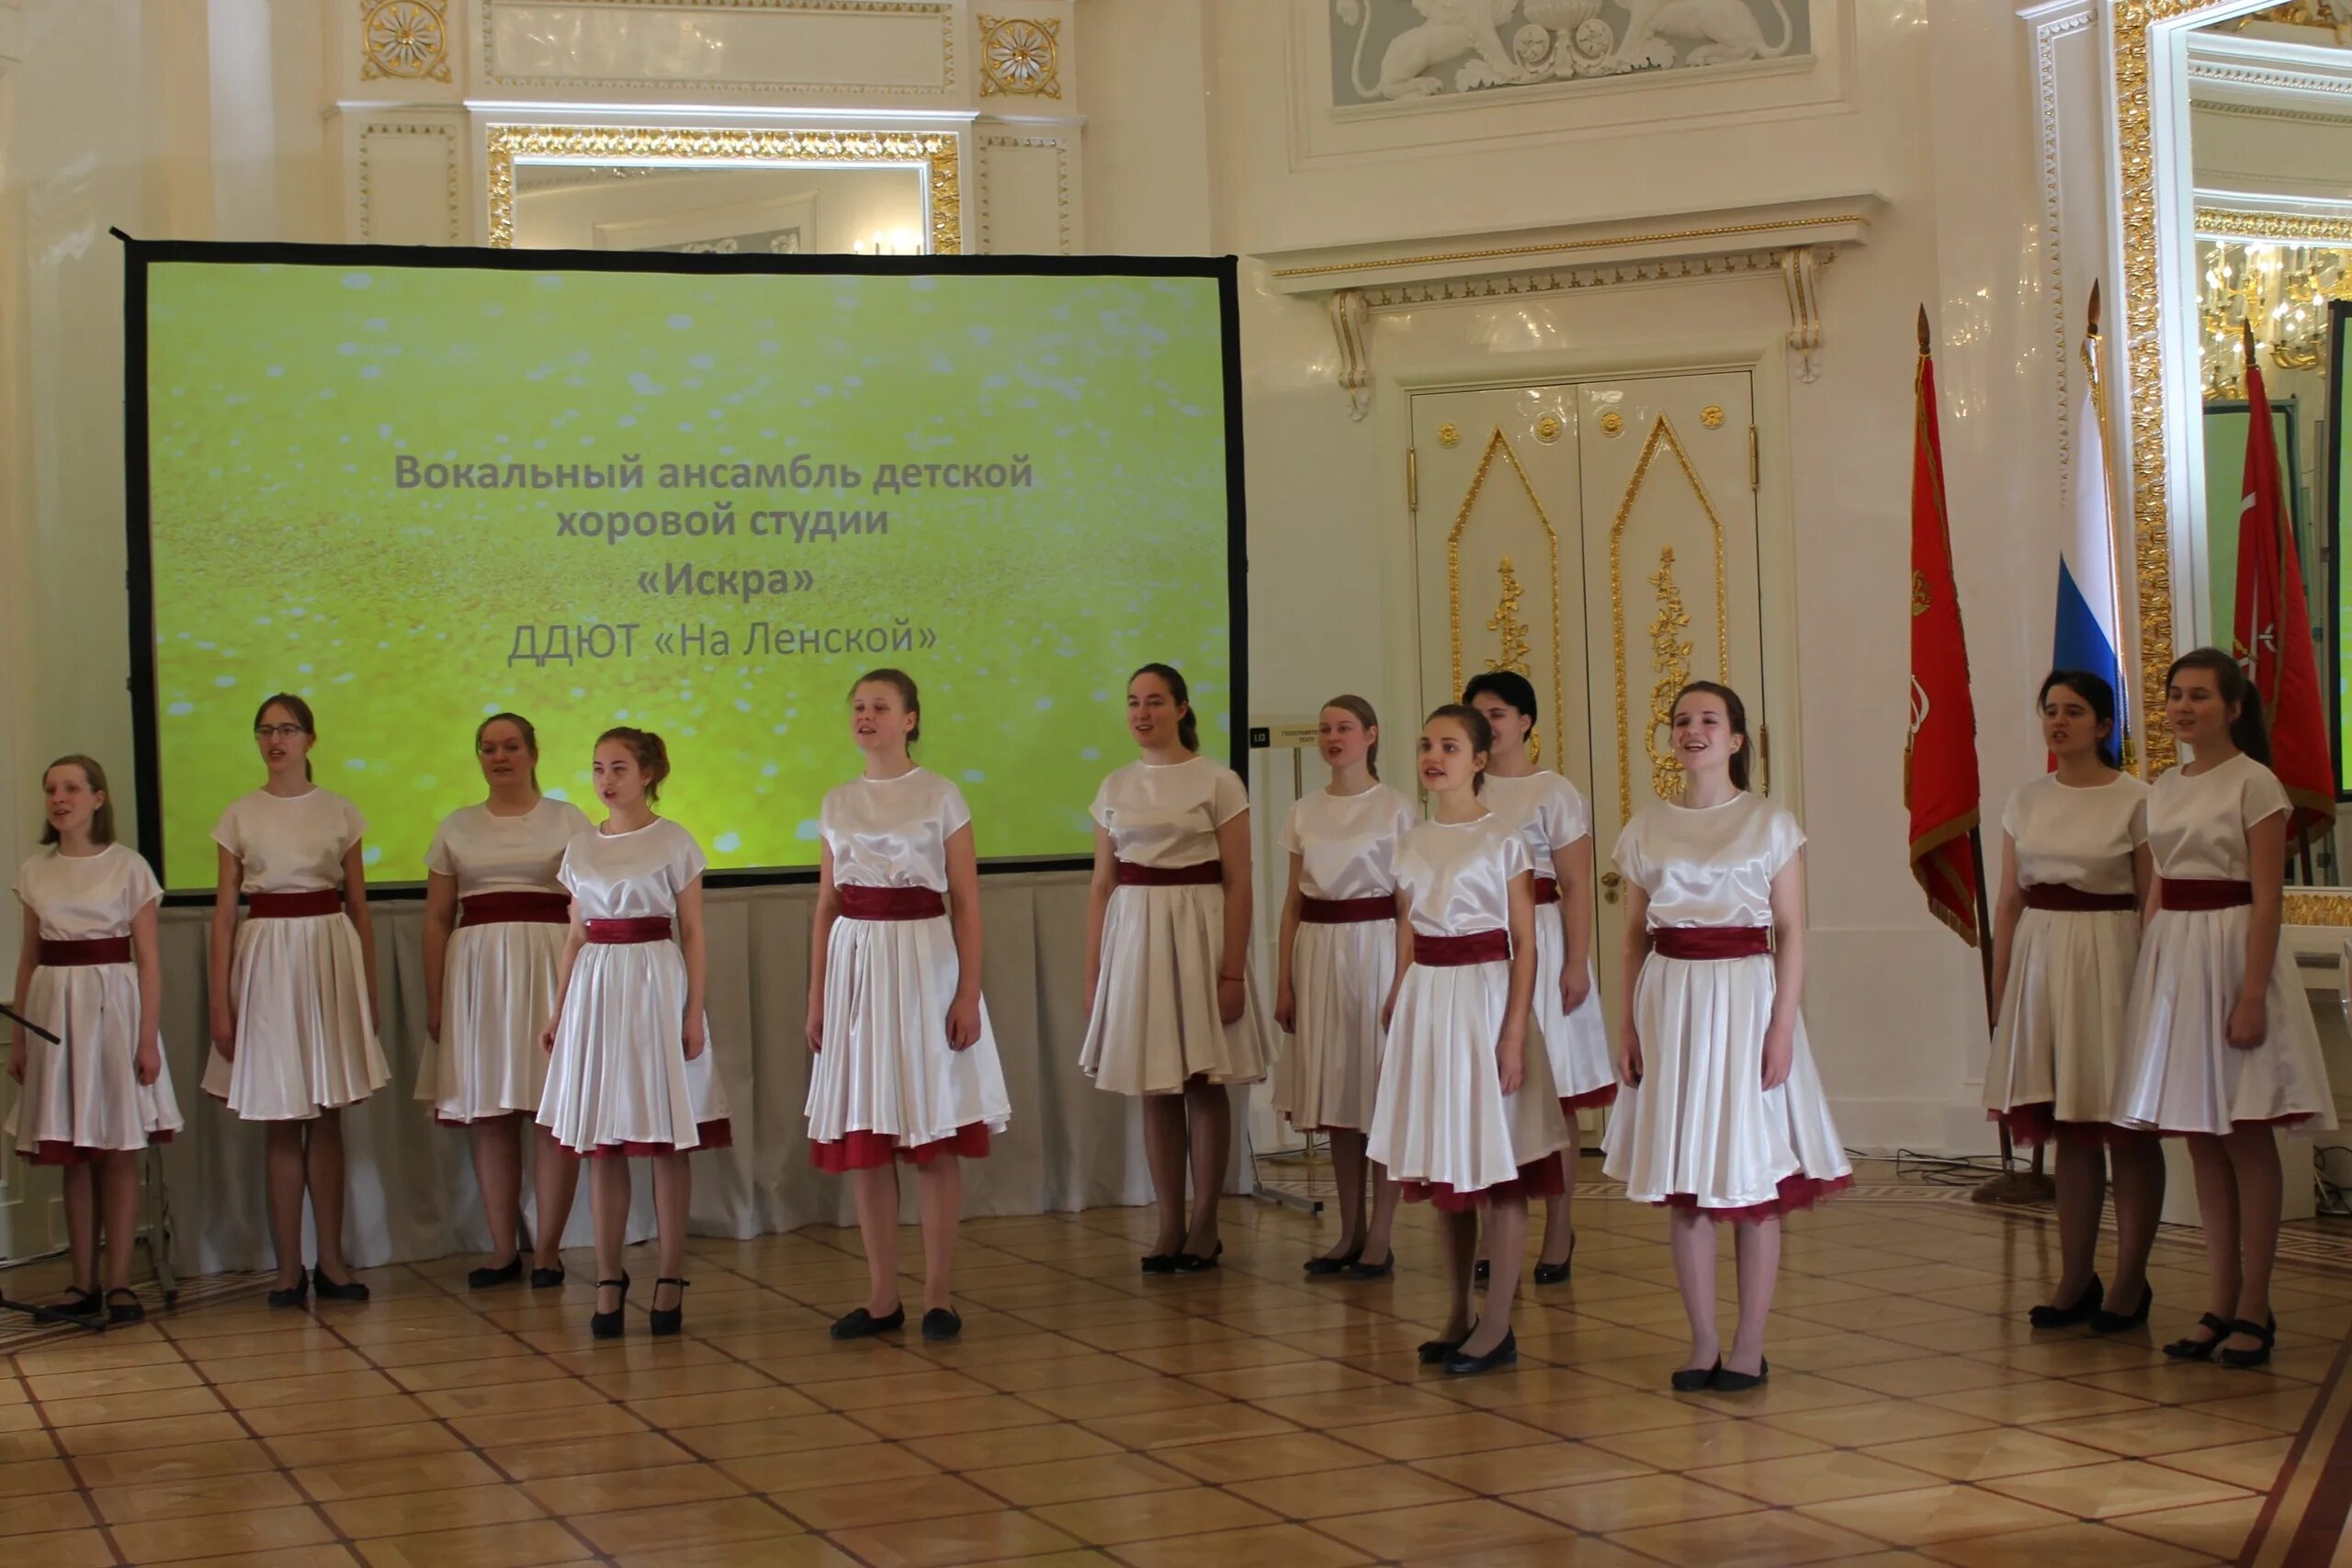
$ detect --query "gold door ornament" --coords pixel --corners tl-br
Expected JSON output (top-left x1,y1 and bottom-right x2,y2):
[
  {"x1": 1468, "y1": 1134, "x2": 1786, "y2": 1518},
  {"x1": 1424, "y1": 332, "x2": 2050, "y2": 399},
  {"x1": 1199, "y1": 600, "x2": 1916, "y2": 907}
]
[
  {"x1": 1645, "y1": 547, "x2": 1694, "y2": 799},
  {"x1": 361, "y1": 0, "x2": 450, "y2": 82},
  {"x1": 1445, "y1": 429, "x2": 1566, "y2": 765},
  {"x1": 1610, "y1": 414, "x2": 1729, "y2": 822}
]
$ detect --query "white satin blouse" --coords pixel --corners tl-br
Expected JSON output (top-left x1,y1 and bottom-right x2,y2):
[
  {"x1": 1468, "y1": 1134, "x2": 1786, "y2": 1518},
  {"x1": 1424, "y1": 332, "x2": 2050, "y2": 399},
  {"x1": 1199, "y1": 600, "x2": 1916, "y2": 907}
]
[
  {"x1": 425, "y1": 799, "x2": 593, "y2": 897},
  {"x1": 559, "y1": 818, "x2": 707, "y2": 921},
  {"x1": 821, "y1": 768, "x2": 973, "y2": 890},
  {"x1": 1396, "y1": 814, "x2": 1532, "y2": 939},
  {"x1": 1480, "y1": 771, "x2": 1593, "y2": 871},
  {"x1": 1615, "y1": 792, "x2": 1804, "y2": 929},
  {"x1": 17, "y1": 846, "x2": 161, "y2": 942},
  {"x1": 2150, "y1": 754, "x2": 2288, "y2": 879},
  {"x1": 1281, "y1": 784, "x2": 1419, "y2": 899},
  {"x1": 212, "y1": 788, "x2": 366, "y2": 894},
  {"x1": 2002, "y1": 773, "x2": 2147, "y2": 895},
  {"x1": 1090, "y1": 756, "x2": 1249, "y2": 870}
]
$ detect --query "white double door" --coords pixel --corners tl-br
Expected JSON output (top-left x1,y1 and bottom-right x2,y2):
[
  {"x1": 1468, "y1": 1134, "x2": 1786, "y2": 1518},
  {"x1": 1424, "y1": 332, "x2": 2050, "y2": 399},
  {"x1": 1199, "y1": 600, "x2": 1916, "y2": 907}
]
[{"x1": 1408, "y1": 371, "x2": 1770, "y2": 1025}]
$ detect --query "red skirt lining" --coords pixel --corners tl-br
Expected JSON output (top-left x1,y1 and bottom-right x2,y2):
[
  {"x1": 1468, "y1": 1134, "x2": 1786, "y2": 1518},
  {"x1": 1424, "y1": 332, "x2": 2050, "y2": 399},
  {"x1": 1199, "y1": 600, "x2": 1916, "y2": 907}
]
[
  {"x1": 1657, "y1": 1170, "x2": 1851, "y2": 1224},
  {"x1": 1402, "y1": 1154, "x2": 1567, "y2": 1213},
  {"x1": 809, "y1": 1122, "x2": 991, "y2": 1172},
  {"x1": 575, "y1": 1118, "x2": 733, "y2": 1159},
  {"x1": 17, "y1": 1132, "x2": 176, "y2": 1167},
  {"x1": 1560, "y1": 1085, "x2": 1618, "y2": 1113}
]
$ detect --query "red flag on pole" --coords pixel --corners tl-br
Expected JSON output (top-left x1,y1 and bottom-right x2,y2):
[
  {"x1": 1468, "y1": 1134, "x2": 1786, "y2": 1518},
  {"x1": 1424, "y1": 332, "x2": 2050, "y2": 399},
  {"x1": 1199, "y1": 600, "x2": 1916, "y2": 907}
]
[
  {"x1": 2233, "y1": 329, "x2": 2336, "y2": 850},
  {"x1": 1907, "y1": 308, "x2": 1984, "y2": 945}
]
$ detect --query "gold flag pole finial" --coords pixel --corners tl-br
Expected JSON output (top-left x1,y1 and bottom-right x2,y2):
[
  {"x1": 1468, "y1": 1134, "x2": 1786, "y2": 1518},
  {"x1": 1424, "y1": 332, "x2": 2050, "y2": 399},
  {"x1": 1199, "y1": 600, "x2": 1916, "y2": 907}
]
[
  {"x1": 2087, "y1": 277, "x2": 2102, "y2": 339},
  {"x1": 1917, "y1": 304, "x2": 1930, "y2": 355},
  {"x1": 2241, "y1": 317, "x2": 2256, "y2": 366}
]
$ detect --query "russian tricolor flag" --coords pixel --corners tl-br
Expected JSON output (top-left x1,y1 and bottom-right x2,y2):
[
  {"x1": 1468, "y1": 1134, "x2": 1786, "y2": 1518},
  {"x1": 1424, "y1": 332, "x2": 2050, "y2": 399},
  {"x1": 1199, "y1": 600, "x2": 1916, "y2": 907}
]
[{"x1": 2053, "y1": 291, "x2": 2127, "y2": 759}]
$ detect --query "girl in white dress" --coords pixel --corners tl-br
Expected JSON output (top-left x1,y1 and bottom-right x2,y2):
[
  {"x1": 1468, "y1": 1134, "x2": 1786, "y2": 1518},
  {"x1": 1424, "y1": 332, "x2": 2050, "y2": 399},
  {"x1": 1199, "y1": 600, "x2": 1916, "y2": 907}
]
[
  {"x1": 2111, "y1": 649, "x2": 2335, "y2": 1370},
  {"x1": 203, "y1": 694, "x2": 386, "y2": 1308},
  {"x1": 1368, "y1": 704, "x2": 1566, "y2": 1376},
  {"x1": 1984, "y1": 672, "x2": 2155, "y2": 1332},
  {"x1": 1276, "y1": 696, "x2": 1417, "y2": 1279},
  {"x1": 6, "y1": 757, "x2": 182, "y2": 1323},
  {"x1": 540, "y1": 728, "x2": 730, "y2": 1338},
  {"x1": 1464, "y1": 671, "x2": 1611, "y2": 1284},
  {"x1": 1081, "y1": 662, "x2": 1272, "y2": 1272},
  {"x1": 807, "y1": 670, "x2": 1011, "y2": 1343},
  {"x1": 1604, "y1": 682, "x2": 1849, "y2": 1393},
  {"x1": 421, "y1": 713, "x2": 591, "y2": 1291}
]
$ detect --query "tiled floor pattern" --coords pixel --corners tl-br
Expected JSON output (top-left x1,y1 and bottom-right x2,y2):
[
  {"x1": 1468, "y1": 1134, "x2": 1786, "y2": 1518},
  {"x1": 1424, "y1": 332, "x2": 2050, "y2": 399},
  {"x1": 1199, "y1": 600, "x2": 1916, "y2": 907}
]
[{"x1": 0, "y1": 1156, "x2": 2340, "y2": 1567}]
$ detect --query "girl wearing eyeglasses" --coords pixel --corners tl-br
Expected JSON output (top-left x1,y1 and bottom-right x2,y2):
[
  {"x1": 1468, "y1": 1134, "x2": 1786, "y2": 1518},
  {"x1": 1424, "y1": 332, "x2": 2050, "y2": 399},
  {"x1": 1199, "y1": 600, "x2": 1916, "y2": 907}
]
[{"x1": 201, "y1": 694, "x2": 387, "y2": 1309}]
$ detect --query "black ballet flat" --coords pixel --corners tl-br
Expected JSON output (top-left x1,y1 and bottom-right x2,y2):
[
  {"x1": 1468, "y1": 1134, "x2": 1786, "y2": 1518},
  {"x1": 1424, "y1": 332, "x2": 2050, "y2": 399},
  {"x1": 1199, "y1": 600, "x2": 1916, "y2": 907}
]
[
  {"x1": 1532, "y1": 1232, "x2": 1577, "y2": 1286},
  {"x1": 650, "y1": 1278, "x2": 689, "y2": 1337},
  {"x1": 1347, "y1": 1252, "x2": 1396, "y2": 1281},
  {"x1": 2164, "y1": 1313, "x2": 2233, "y2": 1361},
  {"x1": 1304, "y1": 1247, "x2": 1363, "y2": 1278},
  {"x1": 311, "y1": 1266, "x2": 370, "y2": 1303},
  {"x1": 1712, "y1": 1359, "x2": 1770, "y2": 1393},
  {"x1": 1173, "y1": 1242, "x2": 1224, "y2": 1273},
  {"x1": 104, "y1": 1288, "x2": 144, "y2": 1325},
  {"x1": 1140, "y1": 1253, "x2": 1180, "y2": 1276},
  {"x1": 922, "y1": 1308, "x2": 963, "y2": 1342},
  {"x1": 529, "y1": 1266, "x2": 566, "y2": 1290},
  {"x1": 468, "y1": 1257, "x2": 525, "y2": 1291},
  {"x1": 1417, "y1": 1335, "x2": 1467, "y2": 1365},
  {"x1": 58, "y1": 1288, "x2": 102, "y2": 1320},
  {"x1": 830, "y1": 1304, "x2": 906, "y2": 1340},
  {"x1": 2091, "y1": 1283, "x2": 2154, "y2": 1337},
  {"x1": 1443, "y1": 1329, "x2": 1518, "y2": 1377},
  {"x1": 1670, "y1": 1360, "x2": 1720, "y2": 1393},
  {"x1": 2217, "y1": 1315, "x2": 2278, "y2": 1371},
  {"x1": 2029, "y1": 1274, "x2": 2104, "y2": 1330},
  {"x1": 266, "y1": 1274, "x2": 310, "y2": 1310},
  {"x1": 1473, "y1": 1260, "x2": 1490, "y2": 1285},
  {"x1": 591, "y1": 1272, "x2": 631, "y2": 1338}
]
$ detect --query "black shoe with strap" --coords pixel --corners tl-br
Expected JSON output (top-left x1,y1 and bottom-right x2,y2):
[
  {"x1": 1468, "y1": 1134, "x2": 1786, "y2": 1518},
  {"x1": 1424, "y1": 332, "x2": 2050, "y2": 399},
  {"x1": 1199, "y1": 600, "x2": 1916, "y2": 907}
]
[
  {"x1": 58, "y1": 1288, "x2": 102, "y2": 1319},
  {"x1": 2028, "y1": 1274, "x2": 2102, "y2": 1330},
  {"x1": 2163, "y1": 1312, "x2": 2233, "y2": 1360},
  {"x1": 650, "y1": 1278, "x2": 689, "y2": 1337},
  {"x1": 2216, "y1": 1314, "x2": 2278, "y2": 1370},
  {"x1": 104, "y1": 1288, "x2": 144, "y2": 1325},
  {"x1": 591, "y1": 1272, "x2": 631, "y2": 1338},
  {"x1": 2090, "y1": 1282, "x2": 2153, "y2": 1337}
]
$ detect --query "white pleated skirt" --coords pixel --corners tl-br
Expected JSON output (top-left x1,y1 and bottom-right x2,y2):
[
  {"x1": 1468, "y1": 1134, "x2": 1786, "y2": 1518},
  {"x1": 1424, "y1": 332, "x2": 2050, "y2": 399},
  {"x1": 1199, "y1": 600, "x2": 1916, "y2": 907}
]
[
  {"x1": 1531, "y1": 913, "x2": 1616, "y2": 1108},
  {"x1": 416, "y1": 921, "x2": 567, "y2": 1125},
  {"x1": 537, "y1": 941, "x2": 730, "y2": 1156},
  {"x1": 200, "y1": 913, "x2": 388, "y2": 1121},
  {"x1": 1601, "y1": 952, "x2": 1850, "y2": 1217},
  {"x1": 1273, "y1": 919, "x2": 1394, "y2": 1134},
  {"x1": 1984, "y1": 908, "x2": 2138, "y2": 1136},
  {"x1": 1367, "y1": 958, "x2": 1570, "y2": 1199},
  {"x1": 2110, "y1": 907, "x2": 2336, "y2": 1134},
  {"x1": 1080, "y1": 884, "x2": 1272, "y2": 1096},
  {"x1": 5, "y1": 962, "x2": 184, "y2": 1161},
  {"x1": 806, "y1": 913, "x2": 1011, "y2": 1166}
]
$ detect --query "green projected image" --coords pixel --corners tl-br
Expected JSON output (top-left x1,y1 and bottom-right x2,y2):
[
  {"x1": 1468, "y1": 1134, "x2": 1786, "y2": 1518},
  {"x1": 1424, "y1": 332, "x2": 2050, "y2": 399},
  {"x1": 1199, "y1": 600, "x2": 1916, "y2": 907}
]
[{"x1": 140, "y1": 258, "x2": 1238, "y2": 889}]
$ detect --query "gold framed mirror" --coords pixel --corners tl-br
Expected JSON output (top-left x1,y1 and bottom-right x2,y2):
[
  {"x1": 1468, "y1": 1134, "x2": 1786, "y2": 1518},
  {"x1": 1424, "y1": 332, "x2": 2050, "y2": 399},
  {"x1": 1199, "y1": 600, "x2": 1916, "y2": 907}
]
[
  {"x1": 486, "y1": 126, "x2": 961, "y2": 254},
  {"x1": 2116, "y1": 0, "x2": 2352, "y2": 921}
]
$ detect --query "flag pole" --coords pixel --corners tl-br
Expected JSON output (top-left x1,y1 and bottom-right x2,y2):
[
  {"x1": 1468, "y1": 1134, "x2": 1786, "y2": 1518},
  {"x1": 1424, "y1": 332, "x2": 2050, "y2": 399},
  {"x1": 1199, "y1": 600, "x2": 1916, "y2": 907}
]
[{"x1": 2084, "y1": 281, "x2": 2138, "y2": 774}]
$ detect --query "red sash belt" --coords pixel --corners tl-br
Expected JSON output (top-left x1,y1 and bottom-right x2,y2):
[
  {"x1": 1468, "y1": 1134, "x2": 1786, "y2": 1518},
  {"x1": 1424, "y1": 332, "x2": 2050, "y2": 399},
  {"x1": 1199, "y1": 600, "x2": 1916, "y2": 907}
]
[
  {"x1": 1115, "y1": 860, "x2": 1222, "y2": 887},
  {"x1": 1413, "y1": 930, "x2": 1510, "y2": 967},
  {"x1": 2021, "y1": 885, "x2": 2138, "y2": 913},
  {"x1": 459, "y1": 891, "x2": 571, "y2": 927},
  {"x1": 38, "y1": 937, "x2": 131, "y2": 967},
  {"x1": 586, "y1": 917, "x2": 673, "y2": 944},
  {"x1": 1651, "y1": 926, "x2": 1772, "y2": 961},
  {"x1": 837, "y1": 886, "x2": 947, "y2": 921},
  {"x1": 2159, "y1": 877, "x2": 2254, "y2": 912},
  {"x1": 247, "y1": 890, "x2": 343, "y2": 919},
  {"x1": 1532, "y1": 875, "x2": 1561, "y2": 906},
  {"x1": 1300, "y1": 894, "x2": 1396, "y2": 925}
]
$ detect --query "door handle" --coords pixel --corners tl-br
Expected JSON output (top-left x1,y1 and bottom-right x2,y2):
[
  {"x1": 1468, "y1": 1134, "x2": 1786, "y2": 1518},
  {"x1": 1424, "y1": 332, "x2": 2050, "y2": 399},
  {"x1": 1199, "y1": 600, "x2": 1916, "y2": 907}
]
[{"x1": 1600, "y1": 870, "x2": 1622, "y2": 905}]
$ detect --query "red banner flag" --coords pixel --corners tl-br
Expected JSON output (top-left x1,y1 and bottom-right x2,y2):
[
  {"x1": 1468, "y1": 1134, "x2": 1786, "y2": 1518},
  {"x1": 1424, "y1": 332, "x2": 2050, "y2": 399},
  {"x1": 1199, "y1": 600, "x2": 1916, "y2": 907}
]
[
  {"x1": 2233, "y1": 339, "x2": 2336, "y2": 850},
  {"x1": 1907, "y1": 313, "x2": 1983, "y2": 945}
]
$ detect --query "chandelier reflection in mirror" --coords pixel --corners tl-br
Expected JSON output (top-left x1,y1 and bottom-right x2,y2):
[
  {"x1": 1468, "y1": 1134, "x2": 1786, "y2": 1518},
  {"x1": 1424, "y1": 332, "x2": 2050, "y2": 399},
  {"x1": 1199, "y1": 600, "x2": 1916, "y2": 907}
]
[{"x1": 2199, "y1": 238, "x2": 2350, "y2": 399}]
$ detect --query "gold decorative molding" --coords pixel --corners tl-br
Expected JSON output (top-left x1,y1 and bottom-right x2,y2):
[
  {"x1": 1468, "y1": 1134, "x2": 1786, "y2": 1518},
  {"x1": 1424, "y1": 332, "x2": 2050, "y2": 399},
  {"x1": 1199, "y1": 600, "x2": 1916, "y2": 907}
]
[
  {"x1": 1599, "y1": 412, "x2": 1623, "y2": 436},
  {"x1": 1445, "y1": 430, "x2": 1565, "y2": 761},
  {"x1": 1610, "y1": 414, "x2": 1729, "y2": 823},
  {"x1": 1780, "y1": 245, "x2": 1826, "y2": 383},
  {"x1": 2288, "y1": 892, "x2": 2352, "y2": 926},
  {"x1": 1535, "y1": 415, "x2": 1562, "y2": 443},
  {"x1": 485, "y1": 126, "x2": 961, "y2": 254},
  {"x1": 2196, "y1": 206, "x2": 2352, "y2": 243},
  {"x1": 361, "y1": 0, "x2": 450, "y2": 82},
  {"x1": 976, "y1": 131, "x2": 1073, "y2": 254},
  {"x1": 1329, "y1": 288, "x2": 1372, "y2": 421},
  {"x1": 1701, "y1": 405, "x2": 1724, "y2": 429},
  {"x1": 1437, "y1": 423, "x2": 1461, "y2": 447},
  {"x1": 357, "y1": 121, "x2": 461, "y2": 244},
  {"x1": 1645, "y1": 547, "x2": 1694, "y2": 800},
  {"x1": 978, "y1": 14, "x2": 1059, "y2": 97},
  {"x1": 1487, "y1": 557, "x2": 1534, "y2": 679}
]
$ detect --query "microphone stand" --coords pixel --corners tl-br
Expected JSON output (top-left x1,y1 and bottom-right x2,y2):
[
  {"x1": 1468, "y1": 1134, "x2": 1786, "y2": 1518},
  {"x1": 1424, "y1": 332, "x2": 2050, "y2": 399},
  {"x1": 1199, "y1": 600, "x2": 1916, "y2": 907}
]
[{"x1": 0, "y1": 1003, "x2": 116, "y2": 1332}]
